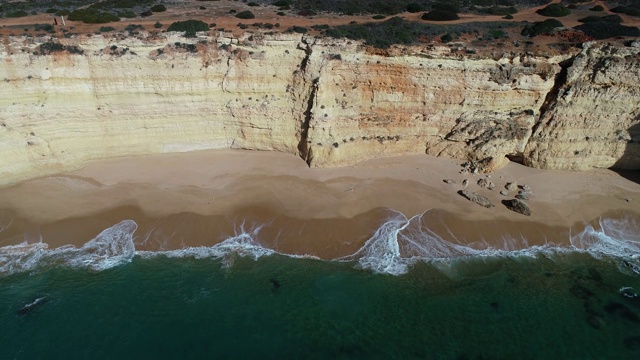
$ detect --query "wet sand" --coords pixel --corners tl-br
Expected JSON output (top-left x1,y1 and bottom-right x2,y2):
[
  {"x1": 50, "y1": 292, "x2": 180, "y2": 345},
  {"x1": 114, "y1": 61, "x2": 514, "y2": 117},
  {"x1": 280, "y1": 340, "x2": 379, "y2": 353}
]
[{"x1": 0, "y1": 150, "x2": 638, "y2": 259}]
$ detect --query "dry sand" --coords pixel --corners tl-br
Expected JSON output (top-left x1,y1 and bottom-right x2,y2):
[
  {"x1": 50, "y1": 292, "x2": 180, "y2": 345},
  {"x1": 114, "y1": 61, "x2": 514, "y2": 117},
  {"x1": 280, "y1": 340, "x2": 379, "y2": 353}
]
[{"x1": 0, "y1": 149, "x2": 638, "y2": 259}]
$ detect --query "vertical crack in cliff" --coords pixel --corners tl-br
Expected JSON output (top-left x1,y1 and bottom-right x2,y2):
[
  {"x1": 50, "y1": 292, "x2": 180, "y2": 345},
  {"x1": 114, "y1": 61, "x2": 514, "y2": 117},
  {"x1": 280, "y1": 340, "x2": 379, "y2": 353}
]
[
  {"x1": 221, "y1": 55, "x2": 232, "y2": 93},
  {"x1": 532, "y1": 58, "x2": 574, "y2": 134},
  {"x1": 522, "y1": 57, "x2": 576, "y2": 161},
  {"x1": 295, "y1": 37, "x2": 318, "y2": 166},
  {"x1": 298, "y1": 77, "x2": 318, "y2": 166}
]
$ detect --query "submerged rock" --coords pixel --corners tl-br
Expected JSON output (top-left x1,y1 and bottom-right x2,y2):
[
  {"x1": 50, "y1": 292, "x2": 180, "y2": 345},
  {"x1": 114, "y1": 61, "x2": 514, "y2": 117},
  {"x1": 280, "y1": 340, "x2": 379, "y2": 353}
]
[
  {"x1": 458, "y1": 190, "x2": 495, "y2": 208},
  {"x1": 624, "y1": 336, "x2": 640, "y2": 351},
  {"x1": 502, "y1": 199, "x2": 532, "y2": 216}
]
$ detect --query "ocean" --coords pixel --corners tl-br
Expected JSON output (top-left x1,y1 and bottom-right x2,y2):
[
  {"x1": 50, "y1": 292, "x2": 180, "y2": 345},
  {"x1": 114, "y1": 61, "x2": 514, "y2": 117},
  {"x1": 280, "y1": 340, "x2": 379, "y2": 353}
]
[{"x1": 1, "y1": 212, "x2": 640, "y2": 359}]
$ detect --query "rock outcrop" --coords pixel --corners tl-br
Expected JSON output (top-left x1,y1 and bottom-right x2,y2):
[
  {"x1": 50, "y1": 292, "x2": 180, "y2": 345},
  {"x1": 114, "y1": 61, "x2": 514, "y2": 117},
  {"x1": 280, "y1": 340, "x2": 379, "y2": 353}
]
[
  {"x1": 525, "y1": 42, "x2": 640, "y2": 170},
  {"x1": 0, "y1": 33, "x2": 638, "y2": 187}
]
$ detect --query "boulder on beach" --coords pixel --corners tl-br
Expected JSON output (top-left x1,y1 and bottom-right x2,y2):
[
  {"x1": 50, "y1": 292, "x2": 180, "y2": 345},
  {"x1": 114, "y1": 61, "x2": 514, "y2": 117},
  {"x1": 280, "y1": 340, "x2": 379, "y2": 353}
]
[
  {"x1": 502, "y1": 199, "x2": 532, "y2": 216},
  {"x1": 458, "y1": 190, "x2": 495, "y2": 208}
]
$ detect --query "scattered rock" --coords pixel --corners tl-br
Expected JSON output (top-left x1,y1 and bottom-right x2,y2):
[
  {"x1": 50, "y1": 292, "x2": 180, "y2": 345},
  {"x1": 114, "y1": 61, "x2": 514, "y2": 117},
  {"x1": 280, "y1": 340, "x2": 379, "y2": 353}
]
[
  {"x1": 604, "y1": 302, "x2": 640, "y2": 323},
  {"x1": 461, "y1": 160, "x2": 480, "y2": 174},
  {"x1": 477, "y1": 178, "x2": 489, "y2": 188},
  {"x1": 505, "y1": 182, "x2": 518, "y2": 191},
  {"x1": 502, "y1": 199, "x2": 532, "y2": 216},
  {"x1": 500, "y1": 190, "x2": 508, "y2": 196},
  {"x1": 458, "y1": 190, "x2": 495, "y2": 208},
  {"x1": 520, "y1": 184, "x2": 532, "y2": 192},
  {"x1": 487, "y1": 182, "x2": 495, "y2": 190},
  {"x1": 443, "y1": 179, "x2": 456, "y2": 184},
  {"x1": 625, "y1": 198, "x2": 632, "y2": 203},
  {"x1": 516, "y1": 192, "x2": 530, "y2": 200},
  {"x1": 462, "y1": 179, "x2": 469, "y2": 188}
]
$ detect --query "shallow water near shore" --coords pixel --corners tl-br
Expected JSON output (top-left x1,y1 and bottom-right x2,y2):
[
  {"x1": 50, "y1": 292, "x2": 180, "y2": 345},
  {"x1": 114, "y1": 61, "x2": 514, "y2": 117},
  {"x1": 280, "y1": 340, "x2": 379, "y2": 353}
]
[{"x1": 2, "y1": 212, "x2": 640, "y2": 359}]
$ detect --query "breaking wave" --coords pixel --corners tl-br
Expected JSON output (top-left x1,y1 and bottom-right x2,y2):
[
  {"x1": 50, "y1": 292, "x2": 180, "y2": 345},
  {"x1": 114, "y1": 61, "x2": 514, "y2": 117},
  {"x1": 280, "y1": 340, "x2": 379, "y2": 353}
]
[{"x1": 1, "y1": 211, "x2": 640, "y2": 277}]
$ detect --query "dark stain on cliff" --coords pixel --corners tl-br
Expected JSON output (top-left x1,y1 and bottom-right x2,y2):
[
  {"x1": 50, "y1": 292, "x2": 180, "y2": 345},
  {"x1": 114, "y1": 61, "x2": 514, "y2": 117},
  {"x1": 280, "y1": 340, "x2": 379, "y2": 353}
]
[
  {"x1": 535, "y1": 57, "x2": 574, "y2": 128},
  {"x1": 296, "y1": 38, "x2": 318, "y2": 166},
  {"x1": 298, "y1": 77, "x2": 318, "y2": 166},
  {"x1": 612, "y1": 122, "x2": 640, "y2": 182}
]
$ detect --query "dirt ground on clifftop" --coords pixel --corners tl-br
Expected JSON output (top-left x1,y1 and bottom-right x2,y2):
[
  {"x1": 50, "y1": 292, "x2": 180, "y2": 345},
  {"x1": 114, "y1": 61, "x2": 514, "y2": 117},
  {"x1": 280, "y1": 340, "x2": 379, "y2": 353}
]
[{"x1": 1, "y1": 0, "x2": 639, "y2": 56}]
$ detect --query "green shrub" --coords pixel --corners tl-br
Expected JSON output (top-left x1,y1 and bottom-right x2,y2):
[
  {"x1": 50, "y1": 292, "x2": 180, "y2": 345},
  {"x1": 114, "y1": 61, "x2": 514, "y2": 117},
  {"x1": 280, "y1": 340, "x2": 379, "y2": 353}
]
[
  {"x1": 272, "y1": 0, "x2": 291, "y2": 6},
  {"x1": 154, "y1": 21, "x2": 163, "y2": 28},
  {"x1": 36, "y1": 42, "x2": 84, "y2": 55},
  {"x1": 578, "y1": 15, "x2": 622, "y2": 24},
  {"x1": 574, "y1": 22, "x2": 640, "y2": 39},
  {"x1": 167, "y1": 20, "x2": 209, "y2": 33},
  {"x1": 489, "y1": 29, "x2": 505, "y2": 38},
  {"x1": 589, "y1": 5, "x2": 604, "y2": 12},
  {"x1": 406, "y1": 3, "x2": 423, "y2": 13},
  {"x1": 298, "y1": 10, "x2": 317, "y2": 16},
  {"x1": 441, "y1": 33, "x2": 453, "y2": 43},
  {"x1": 35, "y1": 24, "x2": 55, "y2": 32},
  {"x1": 536, "y1": 4, "x2": 570, "y2": 17},
  {"x1": 611, "y1": 6, "x2": 640, "y2": 17},
  {"x1": 118, "y1": 10, "x2": 136, "y2": 18},
  {"x1": 6, "y1": 10, "x2": 28, "y2": 18},
  {"x1": 69, "y1": 9, "x2": 121, "y2": 24},
  {"x1": 421, "y1": 10, "x2": 459, "y2": 21},
  {"x1": 150, "y1": 4, "x2": 167, "y2": 12},
  {"x1": 311, "y1": 24, "x2": 330, "y2": 30},
  {"x1": 472, "y1": 0, "x2": 497, "y2": 5},
  {"x1": 46, "y1": 8, "x2": 58, "y2": 14},
  {"x1": 372, "y1": 15, "x2": 386, "y2": 20},
  {"x1": 483, "y1": 6, "x2": 517, "y2": 16},
  {"x1": 125, "y1": 24, "x2": 144, "y2": 32},
  {"x1": 289, "y1": 26, "x2": 308, "y2": 33},
  {"x1": 235, "y1": 10, "x2": 255, "y2": 19},
  {"x1": 89, "y1": 0, "x2": 154, "y2": 9},
  {"x1": 55, "y1": 9, "x2": 70, "y2": 16},
  {"x1": 248, "y1": 2, "x2": 260, "y2": 6},
  {"x1": 432, "y1": 3, "x2": 460, "y2": 13},
  {"x1": 99, "y1": 26, "x2": 116, "y2": 32},
  {"x1": 521, "y1": 19, "x2": 563, "y2": 37},
  {"x1": 503, "y1": 14, "x2": 513, "y2": 19}
]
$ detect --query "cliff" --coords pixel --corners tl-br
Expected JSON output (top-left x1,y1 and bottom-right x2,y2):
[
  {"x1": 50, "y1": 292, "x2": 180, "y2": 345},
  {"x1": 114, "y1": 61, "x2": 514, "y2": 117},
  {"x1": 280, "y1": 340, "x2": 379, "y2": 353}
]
[{"x1": 0, "y1": 33, "x2": 638, "y2": 187}]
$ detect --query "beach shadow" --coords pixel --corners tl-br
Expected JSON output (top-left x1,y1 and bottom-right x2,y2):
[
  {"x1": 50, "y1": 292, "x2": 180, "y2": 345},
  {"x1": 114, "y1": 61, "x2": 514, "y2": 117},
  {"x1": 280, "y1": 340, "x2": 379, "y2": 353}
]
[{"x1": 611, "y1": 122, "x2": 640, "y2": 184}]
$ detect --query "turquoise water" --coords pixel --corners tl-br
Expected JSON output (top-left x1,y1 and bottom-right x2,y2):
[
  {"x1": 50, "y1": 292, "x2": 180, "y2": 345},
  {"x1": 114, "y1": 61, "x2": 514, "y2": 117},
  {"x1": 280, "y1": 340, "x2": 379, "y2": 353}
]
[
  {"x1": 2, "y1": 214, "x2": 640, "y2": 359},
  {"x1": 2, "y1": 252, "x2": 640, "y2": 359}
]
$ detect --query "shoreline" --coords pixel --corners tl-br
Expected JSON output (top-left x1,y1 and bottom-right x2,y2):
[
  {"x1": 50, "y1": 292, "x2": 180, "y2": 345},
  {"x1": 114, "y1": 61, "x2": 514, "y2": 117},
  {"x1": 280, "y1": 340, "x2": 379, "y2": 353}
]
[{"x1": 0, "y1": 149, "x2": 638, "y2": 260}]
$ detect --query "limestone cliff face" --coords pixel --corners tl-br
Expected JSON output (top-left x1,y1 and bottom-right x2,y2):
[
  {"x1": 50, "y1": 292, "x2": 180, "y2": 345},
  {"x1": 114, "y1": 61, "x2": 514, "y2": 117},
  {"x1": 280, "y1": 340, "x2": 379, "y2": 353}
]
[
  {"x1": 525, "y1": 43, "x2": 640, "y2": 170},
  {"x1": 305, "y1": 38, "x2": 560, "y2": 169},
  {"x1": 0, "y1": 33, "x2": 638, "y2": 187}
]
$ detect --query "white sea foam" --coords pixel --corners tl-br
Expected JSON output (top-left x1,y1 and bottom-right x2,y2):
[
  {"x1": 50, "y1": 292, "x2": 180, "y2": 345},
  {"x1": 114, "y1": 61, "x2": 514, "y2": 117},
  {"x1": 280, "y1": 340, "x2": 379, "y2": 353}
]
[
  {"x1": 1, "y1": 212, "x2": 640, "y2": 277},
  {"x1": 0, "y1": 220, "x2": 137, "y2": 276},
  {"x1": 570, "y1": 216, "x2": 640, "y2": 274},
  {"x1": 339, "y1": 210, "x2": 640, "y2": 275}
]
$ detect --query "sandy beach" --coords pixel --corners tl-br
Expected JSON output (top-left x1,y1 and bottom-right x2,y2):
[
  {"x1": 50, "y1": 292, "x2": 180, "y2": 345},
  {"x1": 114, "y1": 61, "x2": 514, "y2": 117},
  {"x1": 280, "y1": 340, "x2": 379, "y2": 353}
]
[{"x1": 0, "y1": 150, "x2": 638, "y2": 259}]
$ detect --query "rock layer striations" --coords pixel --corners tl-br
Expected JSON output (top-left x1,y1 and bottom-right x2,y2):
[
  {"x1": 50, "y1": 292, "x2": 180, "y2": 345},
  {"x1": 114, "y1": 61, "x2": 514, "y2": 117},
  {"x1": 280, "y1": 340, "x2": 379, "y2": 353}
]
[{"x1": 0, "y1": 34, "x2": 638, "y2": 186}]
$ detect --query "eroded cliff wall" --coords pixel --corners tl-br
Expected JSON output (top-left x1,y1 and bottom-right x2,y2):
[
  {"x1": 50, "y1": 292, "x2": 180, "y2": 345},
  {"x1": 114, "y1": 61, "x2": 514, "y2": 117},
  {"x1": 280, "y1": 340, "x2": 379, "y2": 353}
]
[{"x1": 0, "y1": 33, "x2": 638, "y2": 187}]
